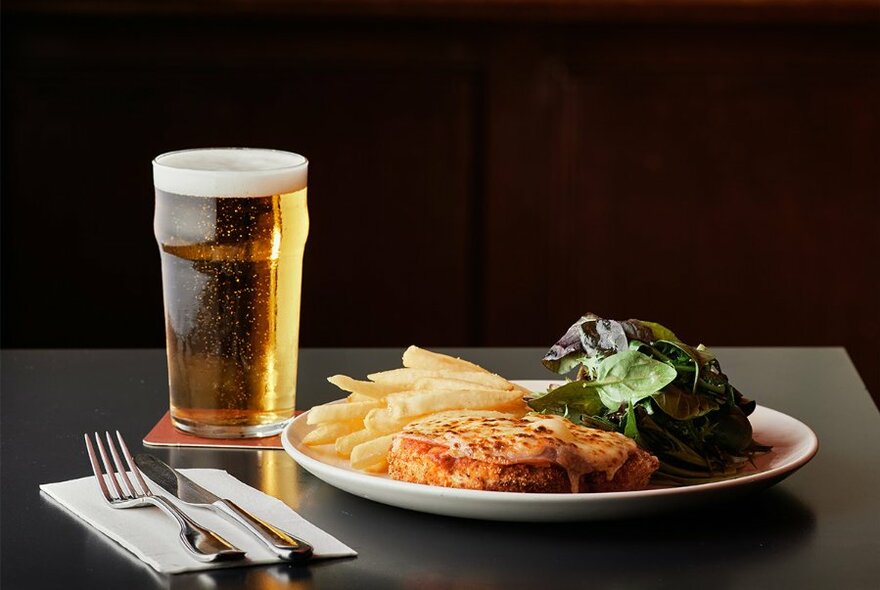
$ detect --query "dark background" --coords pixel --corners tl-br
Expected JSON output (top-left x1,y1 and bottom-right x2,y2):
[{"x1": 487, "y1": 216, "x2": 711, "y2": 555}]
[{"x1": 2, "y1": 1, "x2": 878, "y2": 405}]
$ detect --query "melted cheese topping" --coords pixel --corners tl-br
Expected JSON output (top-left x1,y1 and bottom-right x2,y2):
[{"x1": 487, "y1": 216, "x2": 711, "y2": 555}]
[{"x1": 400, "y1": 411, "x2": 637, "y2": 492}]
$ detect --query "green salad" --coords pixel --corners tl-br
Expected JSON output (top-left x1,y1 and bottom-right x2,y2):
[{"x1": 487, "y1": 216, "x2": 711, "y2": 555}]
[{"x1": 528, "y1": 313, "x2": 770, "y2": 483}]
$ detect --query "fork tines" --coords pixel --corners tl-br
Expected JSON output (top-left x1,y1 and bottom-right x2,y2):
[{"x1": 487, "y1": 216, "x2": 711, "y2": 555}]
[{"x1": 84, "y1": 431, "x2": 150, "y2": 502}]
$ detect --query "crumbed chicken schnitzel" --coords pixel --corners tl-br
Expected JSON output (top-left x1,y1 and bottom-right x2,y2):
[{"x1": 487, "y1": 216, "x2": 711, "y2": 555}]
[{"x1": 387, "y1": 411, "x2": 658, "y2": 493}]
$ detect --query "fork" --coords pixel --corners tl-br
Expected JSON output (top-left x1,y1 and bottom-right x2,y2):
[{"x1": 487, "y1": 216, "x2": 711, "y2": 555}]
[{"x1": 84, "y1": 431, "x2": 246, "y2": 562}]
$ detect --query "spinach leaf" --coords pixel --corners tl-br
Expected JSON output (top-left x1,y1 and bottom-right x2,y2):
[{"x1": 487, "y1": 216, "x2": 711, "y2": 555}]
[
  {"x1": 533, "y1": 351, "x2": 677, "y2": 415},
  {"x1": 652, "y1": 384, "x2": 720, "y2": 420},
  {"x1": 623, "y1": 402, "x2": 643, "y2": 445},
  {"x1": 643, "y1": 340, "x2": 701, "y2": 392},
  {"x1": 527, "y1": 380, "x2": 606, "y2": 417},
  {"x1": 697, "y1": 359, "x2": 734, "y2": 401},
  {"x1": 592, "y1": 351, "x2": 678, "y2": 410},
  {"x1": 708, "y1": 405, "x2": 753, "y2": 453}
]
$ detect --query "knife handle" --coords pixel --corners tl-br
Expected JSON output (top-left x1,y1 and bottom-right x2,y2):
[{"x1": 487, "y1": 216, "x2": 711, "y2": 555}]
[{"x1": 213, "y1": 499, "x2": 313, "y2": 563}]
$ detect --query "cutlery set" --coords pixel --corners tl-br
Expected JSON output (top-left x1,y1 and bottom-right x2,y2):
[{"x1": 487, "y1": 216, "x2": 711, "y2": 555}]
[{"x1": 84, "y1": 431, "x2": 313, "y2": 563}]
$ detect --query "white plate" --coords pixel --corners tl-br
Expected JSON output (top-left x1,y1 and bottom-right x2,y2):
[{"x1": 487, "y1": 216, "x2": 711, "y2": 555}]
[{"x1": 282, "y1": 380, "x2": 818, "y2": 521}]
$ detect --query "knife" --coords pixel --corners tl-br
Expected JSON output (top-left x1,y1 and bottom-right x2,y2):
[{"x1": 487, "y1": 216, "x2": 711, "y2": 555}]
[{"x1": 134, "y1": 454, "x2": 313, "y2": 563}]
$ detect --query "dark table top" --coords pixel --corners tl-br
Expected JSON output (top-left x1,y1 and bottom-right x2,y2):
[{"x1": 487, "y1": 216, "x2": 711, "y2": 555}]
[{"x1": 2, "y1": 347, "x2": 879, "y2": 589}]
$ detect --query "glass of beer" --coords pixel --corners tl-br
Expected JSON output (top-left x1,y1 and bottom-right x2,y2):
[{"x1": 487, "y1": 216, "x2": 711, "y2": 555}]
[{"x1": 152, "y1": 148, "x2": 308, "y2": 438}]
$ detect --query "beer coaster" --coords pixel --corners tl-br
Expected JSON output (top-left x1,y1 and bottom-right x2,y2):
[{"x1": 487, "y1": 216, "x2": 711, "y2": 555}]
[{"x1": 143, "y1": 411, "x2": 302, "y2": 450}]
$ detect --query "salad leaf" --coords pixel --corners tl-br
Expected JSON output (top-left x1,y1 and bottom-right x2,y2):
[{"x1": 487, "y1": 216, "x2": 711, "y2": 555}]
[
  {"x1": 639, "y1": 340, "x2": 701, "y2": 392},
  {"x1": 638, "y1": 320, "x2": 680, "y2": 343},
  {"x1": 652, "y1": 384, "x2": 720, "y2": 420},
  {"x1": 542, "y1": 313, "x2": 653, "y2": 375},
  {"x1": 623, "y1": 403, "x2": 642, "y2": 445},
  {"x1": 637, "y1": 411, "x2": 713, "y2": 470},
  {"x1": 592, "y1": 351, "x2": 677, "y2": 410},
  {"x1": 531, "y1": 351, "x2": 677, "y2": 415},
  {"x1": 531, "y1": 313, "x2": 771, "y2": 483},
  {"x1": 707, "y1": 405, "x2": 754, "y2": 453},
  {"x1": 528, "y1": 380, "x2": 606, "y2": 418}
]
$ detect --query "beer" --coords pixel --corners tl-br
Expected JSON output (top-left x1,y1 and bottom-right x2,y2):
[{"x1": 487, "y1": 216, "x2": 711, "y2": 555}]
[{"x1": 153, "y1": 149, "x2": 308, "y2": 438}]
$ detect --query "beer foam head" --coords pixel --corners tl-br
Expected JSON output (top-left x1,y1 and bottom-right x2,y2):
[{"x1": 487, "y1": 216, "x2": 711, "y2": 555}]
[{"x1": 153, "y1": 148, "x2": 308, "y2": 197}]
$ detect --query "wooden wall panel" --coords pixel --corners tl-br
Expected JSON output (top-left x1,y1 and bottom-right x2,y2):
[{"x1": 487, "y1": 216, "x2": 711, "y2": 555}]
[
  {"x1": 1, "y1": 17, "x2": 482, "y2": 348},
  {"x1": 485, "y1": 26, "x2": 880, "y2": 398}
]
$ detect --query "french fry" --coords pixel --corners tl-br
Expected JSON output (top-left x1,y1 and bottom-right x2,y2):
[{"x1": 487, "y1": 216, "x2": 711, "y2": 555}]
[
  {"x1": 414, "y1": 377, "x2": 496, "y2": 391},
  {"x1": 327, "y1": 375, "x2": 401, "y2": 399},
  {"x1": 307, "y1": 400, "x2": 381, "y2": 425},
  {"x1": 408, "y1": 409, "x2": 516, "y2": 422},
  {"x1": 335, "y1": 428, "x2": 383, "y2": 457},
  {"x1": 401, "y1": 346, "x2": 491, "y2": 374},
  {"x1": 367, "y1": 368, "x2": 429, "y2": 388},
  {"x1": 386, "y1": 389, "x2": 524, "y2": 418},
  {"x1": 441, "y1": 371, "x2": 524, "y2": 391},
  {"x1": 350, "y1": 434, "x2": 396, "y2": 470},
  {"x1": 364, "y1": 407, "x2": 416, "y2": 435},
  {"x1": 347, "y1": 392, "x2": 378, "y2": 404},
  {"x1": 492, "y1": 399, "x2": 531, "y2": 418},
  {"x1": 367, "y1": 368, "x2": 483, "y2": 387},
  {"x1": 361, "y1": 459, "x2": 389, "y2": 474},
  {"x1": 509, "y1": 381, "x2": 534, "y2": 397},
  {"x1": 302, "y1": 421, "x2": 362, "y2": 445},
  {"x1": 371, "y1": 367, "x2": 532, "y2": 397}
]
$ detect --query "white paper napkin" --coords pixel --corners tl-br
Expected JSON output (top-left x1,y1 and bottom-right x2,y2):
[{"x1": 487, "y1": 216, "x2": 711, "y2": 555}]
[{"x1": 40, "y1": 468, "x2": 356, "y2": 574}]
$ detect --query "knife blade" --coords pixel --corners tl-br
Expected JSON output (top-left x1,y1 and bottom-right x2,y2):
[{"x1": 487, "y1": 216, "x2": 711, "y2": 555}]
[{"x1": 134, "y1": 453, "x2": 313, "y2": 562}]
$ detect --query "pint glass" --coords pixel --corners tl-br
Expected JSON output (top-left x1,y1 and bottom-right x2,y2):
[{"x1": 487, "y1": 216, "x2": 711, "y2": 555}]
[{"x1": 153, "y1": 148, "x2": 309, "y2": 438}]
